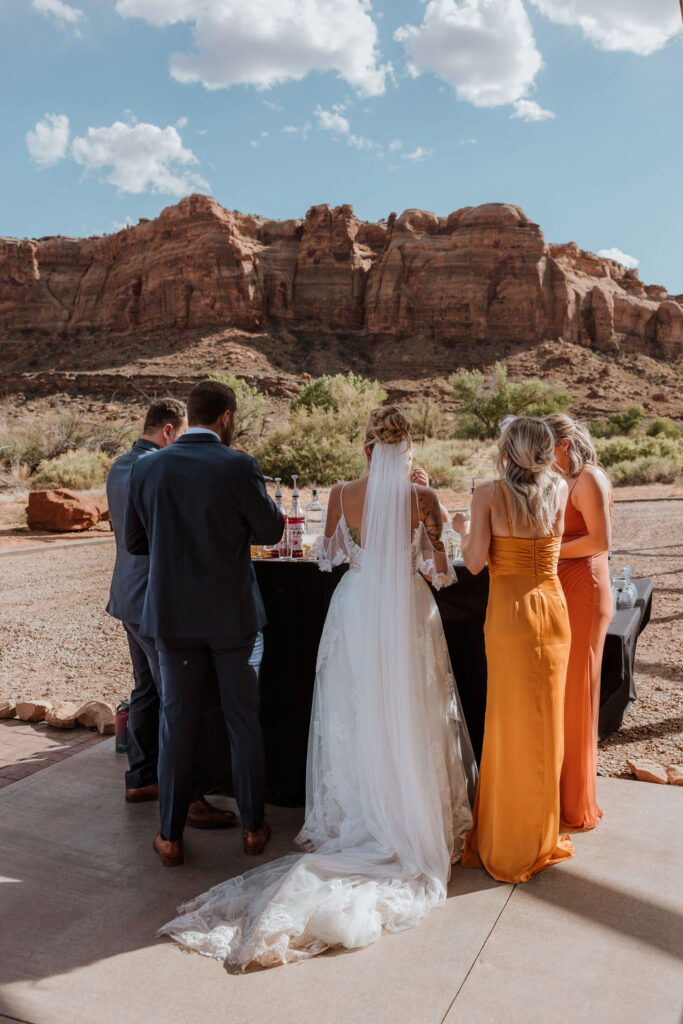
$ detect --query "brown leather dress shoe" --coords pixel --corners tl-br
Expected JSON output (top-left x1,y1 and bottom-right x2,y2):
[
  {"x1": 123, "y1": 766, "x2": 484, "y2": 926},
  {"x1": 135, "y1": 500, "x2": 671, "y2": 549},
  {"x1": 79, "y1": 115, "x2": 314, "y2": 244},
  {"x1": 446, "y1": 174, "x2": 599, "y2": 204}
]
[
  {"x1": 242, "y1": 820, "x2": 271, "y2": 856},
  {"x1": 186, "y1": 798, "x2": 237, "y2": 830},
  {"x1": 125, "y1": 782, "x2": 159, "y2": 803},
  {"x1": 153, "y1": 832, "x2": 184, "y2": 867}
]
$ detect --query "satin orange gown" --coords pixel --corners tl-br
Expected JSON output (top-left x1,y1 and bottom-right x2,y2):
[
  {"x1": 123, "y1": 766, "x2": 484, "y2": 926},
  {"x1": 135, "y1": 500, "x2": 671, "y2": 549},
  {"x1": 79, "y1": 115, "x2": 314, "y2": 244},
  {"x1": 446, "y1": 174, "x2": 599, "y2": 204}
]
[
  {"x1": 558, "y1": 485, "x2": 613, "y2": 830},
  {"x1": 462, "y1": 482, "x2": 574, "y2": 883}
]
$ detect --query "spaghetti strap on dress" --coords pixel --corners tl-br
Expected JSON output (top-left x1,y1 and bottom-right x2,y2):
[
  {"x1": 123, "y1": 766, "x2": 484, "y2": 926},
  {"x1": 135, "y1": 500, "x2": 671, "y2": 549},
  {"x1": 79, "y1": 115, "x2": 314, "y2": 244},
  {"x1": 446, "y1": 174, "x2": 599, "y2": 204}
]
[{"x1": 462, "y1": 480, "x2": 574, "y2": 883}]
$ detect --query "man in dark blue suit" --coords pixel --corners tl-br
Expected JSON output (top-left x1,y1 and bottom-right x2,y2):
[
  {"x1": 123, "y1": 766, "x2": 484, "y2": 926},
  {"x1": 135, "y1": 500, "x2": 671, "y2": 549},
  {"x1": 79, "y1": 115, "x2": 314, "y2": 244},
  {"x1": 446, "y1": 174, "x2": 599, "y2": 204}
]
[
  {"x1": 107, "y1": 398, "x2": 233, "y2": 830},
  {"x1": 125, "y1": 380, "x2": 284, "y2": 866}
]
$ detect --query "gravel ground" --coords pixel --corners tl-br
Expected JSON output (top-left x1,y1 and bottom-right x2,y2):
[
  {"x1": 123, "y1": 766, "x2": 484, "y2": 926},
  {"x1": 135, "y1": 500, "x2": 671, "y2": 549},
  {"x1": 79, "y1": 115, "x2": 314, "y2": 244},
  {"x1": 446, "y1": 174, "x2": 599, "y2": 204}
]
[{"x1": 0, "y1": 497, "x2": 680, "y2": 778}]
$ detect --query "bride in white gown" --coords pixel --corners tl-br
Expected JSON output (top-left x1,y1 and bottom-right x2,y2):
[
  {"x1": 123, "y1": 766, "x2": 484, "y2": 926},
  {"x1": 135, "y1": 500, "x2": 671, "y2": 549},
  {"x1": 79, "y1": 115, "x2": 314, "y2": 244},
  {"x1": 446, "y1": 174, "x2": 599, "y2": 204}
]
[{"x1": 159, "y1": 405, "x2": 477, "y2": 968}]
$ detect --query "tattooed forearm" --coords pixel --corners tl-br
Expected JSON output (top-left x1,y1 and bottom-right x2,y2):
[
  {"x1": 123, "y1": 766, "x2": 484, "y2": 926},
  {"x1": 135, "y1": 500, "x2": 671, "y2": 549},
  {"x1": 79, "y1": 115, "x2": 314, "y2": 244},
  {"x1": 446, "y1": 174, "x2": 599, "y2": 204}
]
[{"x1": 419, "y1": 489, "x2": 445, "y2": 552}]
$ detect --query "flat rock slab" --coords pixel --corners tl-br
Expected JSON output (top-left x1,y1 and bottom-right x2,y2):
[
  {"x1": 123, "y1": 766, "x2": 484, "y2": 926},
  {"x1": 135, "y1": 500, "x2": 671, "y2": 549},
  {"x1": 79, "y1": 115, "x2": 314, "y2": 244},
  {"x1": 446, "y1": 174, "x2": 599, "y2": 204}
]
[
  {"x1": 0, "y1": 719, "x2": 105, "y2": 785},
  {"x1": 0, "y1": 743, "x2": 681, "y2": 1024}
]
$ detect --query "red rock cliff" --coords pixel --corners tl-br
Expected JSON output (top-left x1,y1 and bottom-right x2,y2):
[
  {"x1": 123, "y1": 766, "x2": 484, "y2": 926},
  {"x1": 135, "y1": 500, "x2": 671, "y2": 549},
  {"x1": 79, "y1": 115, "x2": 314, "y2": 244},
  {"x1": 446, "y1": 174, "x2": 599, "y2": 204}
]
[{"x1": 0, "y1": 194, "x2": 680, "y2": 358}]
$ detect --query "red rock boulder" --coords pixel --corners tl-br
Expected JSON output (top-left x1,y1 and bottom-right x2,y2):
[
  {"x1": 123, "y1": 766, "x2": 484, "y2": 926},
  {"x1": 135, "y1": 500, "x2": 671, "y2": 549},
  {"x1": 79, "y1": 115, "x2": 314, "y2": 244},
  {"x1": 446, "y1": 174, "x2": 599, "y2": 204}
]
[{"x1": 27, "y1": 490, "x2": 101, "y2": 532}]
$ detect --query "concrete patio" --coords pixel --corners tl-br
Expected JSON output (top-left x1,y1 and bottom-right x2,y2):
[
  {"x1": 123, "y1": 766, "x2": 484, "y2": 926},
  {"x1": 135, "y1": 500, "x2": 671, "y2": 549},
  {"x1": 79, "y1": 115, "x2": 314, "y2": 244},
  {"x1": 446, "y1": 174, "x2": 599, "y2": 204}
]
[{"x1": 0, "y1": 738, "x2": 681, "y2": 1024}]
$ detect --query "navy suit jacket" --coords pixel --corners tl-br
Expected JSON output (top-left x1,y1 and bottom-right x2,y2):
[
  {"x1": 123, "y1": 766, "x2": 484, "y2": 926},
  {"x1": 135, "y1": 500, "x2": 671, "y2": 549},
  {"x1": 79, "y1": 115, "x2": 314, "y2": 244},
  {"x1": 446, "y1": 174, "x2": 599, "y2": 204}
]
[
  {"x1": 124, "y1": 432, "x2": 284, "y2": 639},
  {"x1": 106, "y1": 438, "x2": 159, "y2": 624}
]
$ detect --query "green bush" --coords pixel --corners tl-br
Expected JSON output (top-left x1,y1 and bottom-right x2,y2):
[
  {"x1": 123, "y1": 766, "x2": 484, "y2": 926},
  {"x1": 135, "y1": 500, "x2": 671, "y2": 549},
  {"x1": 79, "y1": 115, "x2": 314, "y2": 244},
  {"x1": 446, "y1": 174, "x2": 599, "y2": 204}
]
[
  {"x1": 0, "y1": 405, "x2": 137, "y2": 471},
  {"x1": 209, "y1": 372, "x2": 267, "y2": 445},
  {"x1": 451, "y1": 363, "x2": 571, "y2": 439},
  {"x1": 31, "y1": 450, "x2": 112, "y2": 491},
  {"x1": 645, "y1": 417, "x2": 682, "y2": 439},
  {"x1": 409, "y1": 399, "x2": 443, "y2": 442},
  {"x1": 253, "y1": 373, "x2": 387, "y2": 485},
  {"x1": 590, "y1": 404, "x2": 644, "y2": 438},
  {"x1": 609, "y1": 456, "x2": 681, "y2": 486},
  {"x1": 594, "y1": 435, "x2": 682, "y2": 468},
  {"x1": 291, "y1": 372, "x2": 384, "y2": 415},
  {"x1": 413, "y1": 440, "x2": 470, "y2": 488}
]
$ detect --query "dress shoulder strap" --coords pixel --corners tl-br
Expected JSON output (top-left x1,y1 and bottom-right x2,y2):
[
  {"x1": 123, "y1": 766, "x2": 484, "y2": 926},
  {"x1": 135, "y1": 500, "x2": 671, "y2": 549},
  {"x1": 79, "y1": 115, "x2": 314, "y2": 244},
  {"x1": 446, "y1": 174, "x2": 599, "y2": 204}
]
[
  {"x1": 339, "y1": 482, "x2": 348, "y2": 519},
  {"x1": 497, "y1": 480, "x2": 513, "y2": 537}
]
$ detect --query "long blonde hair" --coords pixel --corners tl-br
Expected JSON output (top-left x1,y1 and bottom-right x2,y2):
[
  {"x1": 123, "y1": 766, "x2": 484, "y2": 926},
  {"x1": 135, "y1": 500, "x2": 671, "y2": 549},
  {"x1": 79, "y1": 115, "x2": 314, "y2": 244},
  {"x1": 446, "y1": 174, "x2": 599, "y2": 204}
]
[
  {"x1": 497, "y1": 417, "x2": 563, "y2": 533},
  {"x1": 544, "y1": 413, "x2": 599, "y2": 478}
]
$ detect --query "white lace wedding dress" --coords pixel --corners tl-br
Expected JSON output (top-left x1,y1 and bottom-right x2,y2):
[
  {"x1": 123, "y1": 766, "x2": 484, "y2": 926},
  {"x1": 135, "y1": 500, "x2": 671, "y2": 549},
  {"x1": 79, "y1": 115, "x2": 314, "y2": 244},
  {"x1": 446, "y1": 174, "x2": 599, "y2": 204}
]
[{"x1": 159, "y1": 442, "x2": 476, "y2": 968}]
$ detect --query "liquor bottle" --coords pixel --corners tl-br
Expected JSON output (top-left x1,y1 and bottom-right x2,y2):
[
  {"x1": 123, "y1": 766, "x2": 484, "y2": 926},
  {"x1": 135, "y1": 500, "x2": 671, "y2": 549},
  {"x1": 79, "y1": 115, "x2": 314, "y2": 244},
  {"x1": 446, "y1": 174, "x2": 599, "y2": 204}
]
[
  {"x1": 286, "y1": 474, "x2": 306, "y2": 560},
  {"x1": 264, "y1": 477, "x2": 285, "y2": 558},
  {"x1": 305, "y1": 482, "x2": 326, "y2": 536}
]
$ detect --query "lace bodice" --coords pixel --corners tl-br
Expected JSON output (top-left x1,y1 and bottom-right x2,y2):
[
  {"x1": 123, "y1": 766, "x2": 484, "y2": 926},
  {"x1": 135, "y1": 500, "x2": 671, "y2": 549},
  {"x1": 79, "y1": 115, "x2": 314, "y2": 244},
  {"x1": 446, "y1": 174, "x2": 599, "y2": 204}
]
[{"x1": 316, "y1": 514, "x2": 456, "y2": 590}]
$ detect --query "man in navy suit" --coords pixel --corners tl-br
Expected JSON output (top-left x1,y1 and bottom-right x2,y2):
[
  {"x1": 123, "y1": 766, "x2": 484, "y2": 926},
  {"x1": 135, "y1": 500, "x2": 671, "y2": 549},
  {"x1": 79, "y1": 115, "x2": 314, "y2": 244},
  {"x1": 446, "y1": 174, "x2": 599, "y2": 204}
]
[
  {"x1": 125, "y1": 380, "x2": 284, "y2": 866},
  {"x1": 107, "y1": 398, "x2": 233, "y2": 830}
]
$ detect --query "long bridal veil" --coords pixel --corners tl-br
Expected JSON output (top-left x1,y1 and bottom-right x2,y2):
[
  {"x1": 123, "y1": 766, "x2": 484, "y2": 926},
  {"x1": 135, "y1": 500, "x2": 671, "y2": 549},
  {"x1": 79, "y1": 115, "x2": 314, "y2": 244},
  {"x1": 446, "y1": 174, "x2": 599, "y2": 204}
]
[{"x1": 159, "y1": 441, "x2": 476, "y2": 968}]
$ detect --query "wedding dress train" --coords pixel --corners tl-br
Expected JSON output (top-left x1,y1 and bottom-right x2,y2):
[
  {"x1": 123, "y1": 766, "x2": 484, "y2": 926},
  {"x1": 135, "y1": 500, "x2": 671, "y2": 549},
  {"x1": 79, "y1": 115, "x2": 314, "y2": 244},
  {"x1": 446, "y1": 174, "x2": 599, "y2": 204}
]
[{"x1": 159, "y1": 443, "x2": 476, "y2": 967}]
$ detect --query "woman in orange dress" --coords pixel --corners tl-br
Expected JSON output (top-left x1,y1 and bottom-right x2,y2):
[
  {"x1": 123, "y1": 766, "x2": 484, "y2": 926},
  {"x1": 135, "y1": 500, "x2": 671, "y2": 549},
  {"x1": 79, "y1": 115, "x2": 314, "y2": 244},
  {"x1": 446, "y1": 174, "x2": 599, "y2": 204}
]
[
  {"x1": 545, "y1": 414, "x2": 613, "y2": 831},
  {"x1": 454, "y1": 417, "x2": 574, "y2": 884}
]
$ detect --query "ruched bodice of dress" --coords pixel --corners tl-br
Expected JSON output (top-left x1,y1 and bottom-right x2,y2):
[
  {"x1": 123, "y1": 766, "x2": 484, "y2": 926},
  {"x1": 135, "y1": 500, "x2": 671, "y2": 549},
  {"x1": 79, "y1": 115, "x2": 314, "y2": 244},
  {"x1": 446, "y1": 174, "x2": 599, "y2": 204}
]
[{"x1": 488, "y1": 535, "x2": 561, "y2": 579}]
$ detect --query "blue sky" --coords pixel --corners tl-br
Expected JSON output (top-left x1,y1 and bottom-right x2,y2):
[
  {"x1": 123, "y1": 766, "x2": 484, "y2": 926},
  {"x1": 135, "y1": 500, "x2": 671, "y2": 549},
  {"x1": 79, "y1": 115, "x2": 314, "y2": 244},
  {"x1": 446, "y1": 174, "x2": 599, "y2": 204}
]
[{"x1": 1, "y1": 0, "x2": 682, "y2": 292}]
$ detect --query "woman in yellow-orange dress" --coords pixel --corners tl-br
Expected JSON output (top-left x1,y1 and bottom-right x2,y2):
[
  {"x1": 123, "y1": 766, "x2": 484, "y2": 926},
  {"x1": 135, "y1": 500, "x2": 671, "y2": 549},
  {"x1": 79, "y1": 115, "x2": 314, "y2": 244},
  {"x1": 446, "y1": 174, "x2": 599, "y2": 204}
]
[
  {"x1": 454, "y1": 417, "x2": 574, "y2": 884},
  {"x1": 546, "y1": 415, "x2": 613, "y2": 832}
]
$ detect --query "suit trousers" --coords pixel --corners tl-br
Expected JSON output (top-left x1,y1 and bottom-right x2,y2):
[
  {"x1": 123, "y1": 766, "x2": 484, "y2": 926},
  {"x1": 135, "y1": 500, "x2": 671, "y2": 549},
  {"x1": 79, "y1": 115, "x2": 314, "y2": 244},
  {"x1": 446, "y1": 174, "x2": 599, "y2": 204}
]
[
  {"x1": 156, "y1": 632, "x2": 266, "y2": 840},
  {"x1": 122, "y1": 621, "x2": 162, "y2": 790}
]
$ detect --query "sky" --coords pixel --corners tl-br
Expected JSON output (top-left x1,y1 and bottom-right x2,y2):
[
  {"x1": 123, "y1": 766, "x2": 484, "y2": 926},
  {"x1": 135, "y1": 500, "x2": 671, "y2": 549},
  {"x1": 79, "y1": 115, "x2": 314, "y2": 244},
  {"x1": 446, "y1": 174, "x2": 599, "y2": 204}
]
[{"x1": 1, "y1": 0, "x2": 682, "y2": 292}]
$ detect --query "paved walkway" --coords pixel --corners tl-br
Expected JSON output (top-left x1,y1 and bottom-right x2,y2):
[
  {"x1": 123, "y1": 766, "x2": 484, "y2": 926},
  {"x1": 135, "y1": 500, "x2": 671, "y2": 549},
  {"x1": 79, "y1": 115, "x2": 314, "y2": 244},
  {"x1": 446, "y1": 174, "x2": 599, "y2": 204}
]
[
  {"x1": 0, "y1": 740, "x2": 681, "y2": 1024},
  {"x1": 0, "y1": 719, "x2": 105, "y2": 787}
]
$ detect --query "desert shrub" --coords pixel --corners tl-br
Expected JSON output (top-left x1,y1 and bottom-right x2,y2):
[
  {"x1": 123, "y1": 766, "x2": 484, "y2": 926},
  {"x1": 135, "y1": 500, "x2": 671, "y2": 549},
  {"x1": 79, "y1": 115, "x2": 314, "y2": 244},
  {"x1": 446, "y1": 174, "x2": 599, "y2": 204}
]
[
  {"x1": 451, "y1": 363, "x2": 572, "y2": 439},
  {"x1": 291, "y1": 372, "x2": 385, "y2": 415},
  {"x1": 0, "y1": 404, "x2": 136, "y2": 471},
  {"x1": 254, "y1": 429, "x2": 365, "y2": 486},
  {"x1": 409, "y1": 399, "x2": 443, "y2": 441},
  {"x1": 209, "y1": 372, "x2": 267, "y2": 445},
  {"x1": 254, "y1": 374, "x2": 387, "y2": 485},
  {"x1": 645, "y1": 416, "x2": 682, "y2": 439},
  {"x1": 31, "y1": 450, "x2": 112, "y2": 491},
  {"x1": 594, "y1": 435, "x2": 682, "y2": 468},
  {"x1": 590, "y1": 404, "x2": 644, "y2": 438},
  {"x1": 609, "y1": 456, "x2": 681, "y2": 486},
  {"x1": 413, "y1": 440, "x2": 470, "y2": 488}
]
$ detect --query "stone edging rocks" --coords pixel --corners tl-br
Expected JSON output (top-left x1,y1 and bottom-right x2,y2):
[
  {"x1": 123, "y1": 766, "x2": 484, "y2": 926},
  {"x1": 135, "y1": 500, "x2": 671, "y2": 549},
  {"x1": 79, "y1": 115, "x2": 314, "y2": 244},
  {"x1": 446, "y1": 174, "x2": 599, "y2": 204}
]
[{"x1": 0, "y1": 699, "x2": 116, "y2": 735}]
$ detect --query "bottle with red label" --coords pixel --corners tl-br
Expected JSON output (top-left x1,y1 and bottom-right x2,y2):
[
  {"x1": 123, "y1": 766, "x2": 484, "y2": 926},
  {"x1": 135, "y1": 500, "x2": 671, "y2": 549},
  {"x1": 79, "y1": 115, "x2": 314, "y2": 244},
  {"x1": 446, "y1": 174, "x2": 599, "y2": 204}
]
[{"x1": 286, "y1": 474, "x2": 305, "y2": 559}]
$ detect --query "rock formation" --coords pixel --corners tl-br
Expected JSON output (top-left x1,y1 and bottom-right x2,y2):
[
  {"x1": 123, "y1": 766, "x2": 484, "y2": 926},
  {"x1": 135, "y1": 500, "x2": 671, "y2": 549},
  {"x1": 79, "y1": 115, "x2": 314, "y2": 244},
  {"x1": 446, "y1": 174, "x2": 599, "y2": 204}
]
[
  {"x1": 1, "y1": 195, "x2": 680, "y2": 358},
  {"x1": 27, "y1": 489, "x2": 103, "y2": 532}
]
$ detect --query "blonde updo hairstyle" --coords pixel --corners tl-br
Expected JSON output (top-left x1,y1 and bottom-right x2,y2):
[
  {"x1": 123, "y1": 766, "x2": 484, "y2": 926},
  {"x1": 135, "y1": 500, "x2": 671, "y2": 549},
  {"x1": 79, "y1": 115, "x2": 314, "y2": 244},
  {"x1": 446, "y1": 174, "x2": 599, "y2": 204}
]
[
  {"x1": 497, "y1": 417, "x2": 563, "y2": 534},
  {"x1": 544, "y1": 413, "x2": 600, "y2": 477},
  {"x1": 365, "y1": 405, "x2": 412, "y2": 449}
]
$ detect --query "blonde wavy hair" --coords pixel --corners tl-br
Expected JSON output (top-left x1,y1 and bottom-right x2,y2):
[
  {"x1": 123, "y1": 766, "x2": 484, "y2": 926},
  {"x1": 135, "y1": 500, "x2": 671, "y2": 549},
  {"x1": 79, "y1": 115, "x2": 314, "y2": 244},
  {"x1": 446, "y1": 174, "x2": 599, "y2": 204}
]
[
  {"x1": 544, "y1": 413, "x2": 600, "y2": 478},
  {"x1": 365, "y1": 405, "x2": 411, "y2": 448},
  {"x1": 497, "y1": 417, "x2": 563, "y2": 533}
]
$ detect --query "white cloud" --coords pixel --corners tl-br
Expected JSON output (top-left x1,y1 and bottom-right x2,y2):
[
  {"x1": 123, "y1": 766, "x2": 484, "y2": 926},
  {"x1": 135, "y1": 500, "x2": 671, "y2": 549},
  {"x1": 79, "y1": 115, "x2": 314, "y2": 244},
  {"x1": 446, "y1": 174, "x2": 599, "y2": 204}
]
[
  {"x1": 71, "y1": 119, "x2": 209, "y2": 195},
  {"x1": 174, "y1": 116, "x2": 189, "y2": 129},
  {"x1": 395, "y1": 0, "x2": 549, "y2": 113},
  {"x1": 388, "y1": 139, "x2": 403, "y2": 151},
  {"x1": 597, "y1": 248, "x2": 639, "y2": 270},
  {"x1": 403, "y1": 146, "x2": 432, "y2": 162},
  {"x1": 262, "y1": 99, "x2": 283, "y2": 112},
  {"x1": 111, "y1": 216, "x2": 135, "y2": 231},
  {"x1": 348, "y1": 133, "x2": 379, "y2": 150},
  {"x1": 281, "y1": 122, "x2": 312, "y2": 140},
  {"x1": 26, "y1": 113, "x2": 70, "y2": 167},
  {"x1": 528, "y1": 0, "x2": 682, "y2": 56},
  {"x1": 459, "y1": 136, "x2": 477, "y2": 144},
  {"x1": 511, "y1": 98, "x2": 555, "y2": 121},
  {"x1": 314, "y1": 105, "x2": 350, "y2": 134},
  {"x1": 116, "y1": 0, "x2": 390, "y2": 97},
  {"x1": 32, "y1": 0, "x2": 84, "y2": 26}
]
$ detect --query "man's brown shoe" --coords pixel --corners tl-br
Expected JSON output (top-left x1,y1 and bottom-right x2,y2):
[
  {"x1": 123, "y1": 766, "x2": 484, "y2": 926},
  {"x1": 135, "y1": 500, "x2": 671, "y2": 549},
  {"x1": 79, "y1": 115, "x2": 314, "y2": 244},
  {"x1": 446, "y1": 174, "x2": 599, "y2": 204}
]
[
  {"x1": 242, "y1": 820, "x2": 271, "y2": 856},
  {"x1": 153, "y1": 832, "x2": 184, "y2": 867},
  {"x1": 125, "y1": 783, "x2": 159, "y2": 803},
  {"x1": 186, "y1": 798, "x2": 237, "y2": 829}
]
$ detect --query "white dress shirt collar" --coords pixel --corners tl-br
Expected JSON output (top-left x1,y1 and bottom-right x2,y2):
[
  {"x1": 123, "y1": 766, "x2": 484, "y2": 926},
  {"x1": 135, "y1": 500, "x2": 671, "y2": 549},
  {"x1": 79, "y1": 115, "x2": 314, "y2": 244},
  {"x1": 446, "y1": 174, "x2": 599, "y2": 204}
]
[{"x1": 185, "y1": 426, "x2": 220, "y2": 439}]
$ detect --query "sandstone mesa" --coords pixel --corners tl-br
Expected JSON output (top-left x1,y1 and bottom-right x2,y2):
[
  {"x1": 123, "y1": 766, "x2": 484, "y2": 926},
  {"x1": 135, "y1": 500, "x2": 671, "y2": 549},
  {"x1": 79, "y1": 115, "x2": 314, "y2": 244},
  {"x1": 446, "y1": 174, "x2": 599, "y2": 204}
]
[{"x1": 0, "y1": 195, "x2": 681, "y2": 359}]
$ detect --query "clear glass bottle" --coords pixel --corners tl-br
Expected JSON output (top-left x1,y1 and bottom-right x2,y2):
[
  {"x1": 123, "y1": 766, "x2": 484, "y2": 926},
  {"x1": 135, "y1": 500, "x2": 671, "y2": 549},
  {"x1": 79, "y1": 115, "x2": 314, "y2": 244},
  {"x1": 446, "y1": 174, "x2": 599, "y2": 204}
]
[
  {"x1": 264, "y1": 477, "x2": 284, "y2": 559},
  {"x1": 287, "y1": 474, "x2": 306, "y2": 560},
  {"x1": 618, "y1": 567, "x2": 638, "y2": 610},
  {"x1": 305, "y1": 483, "x2": 326, "y2": 536}
]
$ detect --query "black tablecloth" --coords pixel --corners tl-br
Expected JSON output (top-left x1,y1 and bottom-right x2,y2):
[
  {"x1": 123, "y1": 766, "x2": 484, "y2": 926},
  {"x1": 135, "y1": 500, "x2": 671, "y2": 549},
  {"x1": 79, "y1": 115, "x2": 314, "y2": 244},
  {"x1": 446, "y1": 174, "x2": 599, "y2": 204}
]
[{"x1": 198, "y1": 562, "x2": 652, "y2": 806}]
